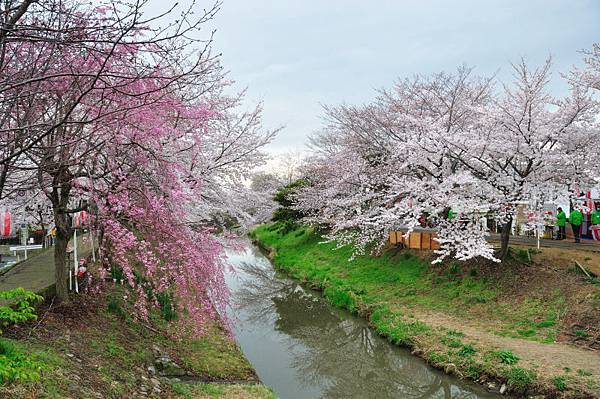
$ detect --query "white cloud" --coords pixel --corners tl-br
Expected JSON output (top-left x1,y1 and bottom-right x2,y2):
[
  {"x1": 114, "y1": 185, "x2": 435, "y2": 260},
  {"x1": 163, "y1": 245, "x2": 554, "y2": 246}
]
[{"x1": 146, "y1": 0, "x2": 600, "y2": 154}]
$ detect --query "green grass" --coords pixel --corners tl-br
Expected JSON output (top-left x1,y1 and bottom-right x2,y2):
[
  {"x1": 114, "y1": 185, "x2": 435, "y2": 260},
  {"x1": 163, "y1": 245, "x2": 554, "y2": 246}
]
[
  {"x1": 457, "y1": 344, "x2": 477, "y2": 357},
  {"x1": 176, "y1": 326, "x2": 256, "y2": 380},
  {"x1": 0, "y1": 338, "x2": 48, "y2": 384},
  {"x1": 491, "y1": 350, "x2": 519, "y2": 365},
  {"x1": 552, "y1": 376, "x2": 568, "y2": 391},
  {"x1": 102, "y1": 285, "x2": 256, "y2": 381},
  {"x1": 370, "y1": 305, "x2": 430, "y2": 346},
  {"x1": 506, "y1": 367, "x2": 536, "y2": 388},
  {"x1": 0, "y1": 285, "x2": 267, "y2": 399},
  {"x1": 252, "y1": 223, "x2": 568, "y2": 342},
  {"x1": 494, "y1": 293, "x2": 567, "y2": 343},
  {"x1": 251, "y1": 224, "x2": 500, "y2": 315},
  {"x1": 574, "y1": 329, "x2": 589, "y2": 338},
  {"x1": 441, "y1": 336, "x2": 463, "y2": 348},
  {"x1": 170, "y1": 381, "x2": 276, "y2": 399}
]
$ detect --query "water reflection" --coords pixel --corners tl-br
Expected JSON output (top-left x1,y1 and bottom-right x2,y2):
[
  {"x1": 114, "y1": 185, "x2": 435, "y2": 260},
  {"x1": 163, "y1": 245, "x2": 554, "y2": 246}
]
[{"x1": 227, "y1": 245, "x2": 499, "y2": 399}]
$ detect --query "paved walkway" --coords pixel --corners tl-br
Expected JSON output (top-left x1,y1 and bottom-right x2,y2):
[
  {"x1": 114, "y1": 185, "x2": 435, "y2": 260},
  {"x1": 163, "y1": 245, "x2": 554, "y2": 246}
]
[{"x1": 0, "y1": 237, "x2": 92, "y2": 294}]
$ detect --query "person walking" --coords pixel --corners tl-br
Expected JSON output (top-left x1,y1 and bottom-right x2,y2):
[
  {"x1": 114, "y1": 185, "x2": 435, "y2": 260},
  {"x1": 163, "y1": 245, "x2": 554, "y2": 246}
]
[
  {"x1": 591, "y1": 204, "x2": 600, "y2": 241},
  {"x1": 569, "y1": 208, "x2": 583, "y2": 243},
  {"x1": 556, "y1": 207, "x2": 566, "y2": 240},
  {"x1": 591, "y1": 205, "x2": 600, "y2": 226}
]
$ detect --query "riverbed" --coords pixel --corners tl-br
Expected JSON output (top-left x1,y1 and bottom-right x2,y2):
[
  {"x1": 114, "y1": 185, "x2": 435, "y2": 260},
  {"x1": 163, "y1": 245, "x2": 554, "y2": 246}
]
[{"x1": 225, "y1": 244, "x2": 501, "y2": 399}]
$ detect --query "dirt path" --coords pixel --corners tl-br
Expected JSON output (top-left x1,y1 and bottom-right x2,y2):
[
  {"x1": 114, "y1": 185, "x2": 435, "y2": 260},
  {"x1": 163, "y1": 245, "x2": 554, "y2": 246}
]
[{"x1": 414, "y1": 308, "x2": 600, "y2": 384}]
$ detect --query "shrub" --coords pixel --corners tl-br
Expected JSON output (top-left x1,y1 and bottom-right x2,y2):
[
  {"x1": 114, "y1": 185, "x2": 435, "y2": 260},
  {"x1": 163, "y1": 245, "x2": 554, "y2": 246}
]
[
  {"x1": 271, "y1": 179, "x2": 308, "y2": 230},
  {"x1": 574, "y1": 329, "x2": 588, "y2": 338},
  {"x1": 446, "y1": 330, "x2": 465, "y2": 338},
  {"x1": 0, "y1": 339, "x2": 46, "y2": 383},
  {"x1": 506, "y1": 367, "x2": 535, "y2": 388},
  {"x1": 535, "y1": 320, "x2": 555, "y2": 328},
  {"x1": 156, "y1": 292, "x2": 178, "y2": 321},
  {"x1": 0, "y1": 288, "x2": 43, "y2": 334},
  {"x1": 516, "y1": 248, "x2": 530, "y2": 263},
  {"x1": 492, "y1": 350, "x2": 519, "y2": 365},
  {"x1": 552, "y1": 376, "x2": 567, "y2": 391},
  {"x1": 447, "y1": 262, "x2": 461, "y2": 275},
  {"x1": 107, "y1": 296, "x2": 126, "y2": 319},
  {"x1": 441, "y1": 336, "x2": 462, "y2": 348},
  {"x1": 457, "y1": 344, "x2": 477, "y2": 357},
  {"x1": 110, "y1": 266, "x2": 125, "y2": 281}
]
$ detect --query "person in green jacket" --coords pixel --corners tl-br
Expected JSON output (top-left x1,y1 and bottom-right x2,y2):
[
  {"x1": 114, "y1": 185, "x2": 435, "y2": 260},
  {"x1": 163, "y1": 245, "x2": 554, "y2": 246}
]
[
  {"x1": 591, "y1": 206, "x2": 600, "y2": 226},
  {"x1": 556, "y1": 207, "x2": 566, "y2": 240},
  {"x1": 448, "y1": 208, "x2": 455, "y2": 220},
  {"x1": 569, "y1": 208, "x2": 583, "y2": 243},
  {"x1": 592, "y1": 204, "x2": 600, "y2": 241}
]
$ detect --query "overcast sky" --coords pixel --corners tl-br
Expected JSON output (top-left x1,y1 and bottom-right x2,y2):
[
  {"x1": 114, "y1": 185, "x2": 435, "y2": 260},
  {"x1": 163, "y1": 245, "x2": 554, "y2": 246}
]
[{"x1": 149, "y1": 0, "x2": 599, "y2": 156}]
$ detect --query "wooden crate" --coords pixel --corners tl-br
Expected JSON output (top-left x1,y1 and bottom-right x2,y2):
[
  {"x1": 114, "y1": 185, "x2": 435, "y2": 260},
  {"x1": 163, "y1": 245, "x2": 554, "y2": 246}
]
[
  {"x1": 421, "y1": 232, "x2": 431, "y2": 249},
  {"x1": 430, "y1": 233, "x2": 440, "y2": 250},
  {"x1": 409, "y1": 232, "x2": 421, "y2": 249},
  {"x1": 390, "y1": 231, "x2": 405, "y2": 246},
  {"x1": 389, "y1": 231, "x2": 440, "y2": 250}
]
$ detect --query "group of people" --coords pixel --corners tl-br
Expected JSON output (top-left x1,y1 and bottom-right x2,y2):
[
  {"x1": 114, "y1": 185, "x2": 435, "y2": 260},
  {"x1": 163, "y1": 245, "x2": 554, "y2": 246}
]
[
  {"x1": 555, "y1": 205, "x2": 600, "y2": 243},
  {"x1": 443, "y1": 206, "x2": 600, "y2": 243}
]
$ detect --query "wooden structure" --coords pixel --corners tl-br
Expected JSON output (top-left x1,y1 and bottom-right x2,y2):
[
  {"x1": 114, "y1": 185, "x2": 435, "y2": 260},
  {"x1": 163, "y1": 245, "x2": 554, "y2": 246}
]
[{"x1": 389, "y1": 229, "x2": 440, "y2": 250}]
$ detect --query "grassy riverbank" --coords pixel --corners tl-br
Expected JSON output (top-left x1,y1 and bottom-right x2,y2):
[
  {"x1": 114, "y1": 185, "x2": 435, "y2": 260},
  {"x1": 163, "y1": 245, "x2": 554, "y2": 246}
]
[
  {"x1": 0, "y1": 285, "x2": 275, "y2": 399},
  {"x1": 251, "y1": 222, "x2": 600, "y2": 399}
]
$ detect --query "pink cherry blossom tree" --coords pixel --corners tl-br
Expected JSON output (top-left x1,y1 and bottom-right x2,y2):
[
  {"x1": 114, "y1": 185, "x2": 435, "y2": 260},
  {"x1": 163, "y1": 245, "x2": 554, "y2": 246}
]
[{"x1": 0, "y1": 1, "x2": 277, "y2": 334}]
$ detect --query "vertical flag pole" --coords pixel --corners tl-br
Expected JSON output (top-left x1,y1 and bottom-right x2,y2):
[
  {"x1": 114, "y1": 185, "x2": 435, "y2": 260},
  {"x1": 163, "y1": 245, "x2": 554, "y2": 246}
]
[
  {"x1": 74, "y1": 230, "x2": 79, "y2": 293},
  {"x1": 69, "y1": 234, "x2": 73, "y2": 292},
  {"x1": 90, "y1": 229, "x2": 96, "y2": 262},
  {"x1": 24, "y1": 228, "x2": 29, "y2": 260}
]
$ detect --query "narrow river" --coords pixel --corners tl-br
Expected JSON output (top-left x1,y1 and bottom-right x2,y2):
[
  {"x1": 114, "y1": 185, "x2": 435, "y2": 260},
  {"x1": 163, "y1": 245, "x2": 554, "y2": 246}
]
[{"x1": 225, "y1": 244, "x2": 501, "y2": 399}]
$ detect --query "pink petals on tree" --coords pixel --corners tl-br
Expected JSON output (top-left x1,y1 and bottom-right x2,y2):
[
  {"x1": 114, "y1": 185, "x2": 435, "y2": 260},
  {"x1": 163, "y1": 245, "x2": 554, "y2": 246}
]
[{"x1": 0, "y1": 0, "x2": 275, "y2": 334}]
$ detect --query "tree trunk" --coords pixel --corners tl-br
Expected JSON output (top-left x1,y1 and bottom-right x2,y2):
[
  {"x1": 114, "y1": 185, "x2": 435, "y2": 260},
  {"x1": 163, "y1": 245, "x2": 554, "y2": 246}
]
[
  {"x1": 498, "y1": 216, "x2": 513, "y2": 261},
  {"x1": 54, "y1": 209, "x2": 71, "y2": 302}
]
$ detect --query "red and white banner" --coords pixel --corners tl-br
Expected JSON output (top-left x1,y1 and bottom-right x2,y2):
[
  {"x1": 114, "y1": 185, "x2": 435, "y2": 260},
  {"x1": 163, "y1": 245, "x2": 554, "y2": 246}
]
[
  {"x1": 1, "y1": 210, "x2": 12, "y2": 237},
  {"x1": 73, "y1": 210, "x2": 89, "y2": 228},
  {"x1": 592, "y1": 225, "x2": 600, "y2": 241}
]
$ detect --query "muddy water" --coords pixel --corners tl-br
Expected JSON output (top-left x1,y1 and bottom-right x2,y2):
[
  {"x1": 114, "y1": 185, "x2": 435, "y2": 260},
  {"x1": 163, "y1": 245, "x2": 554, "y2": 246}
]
[{"x1": 225, "y1": 245, "x2": 501, "y2": 399}]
